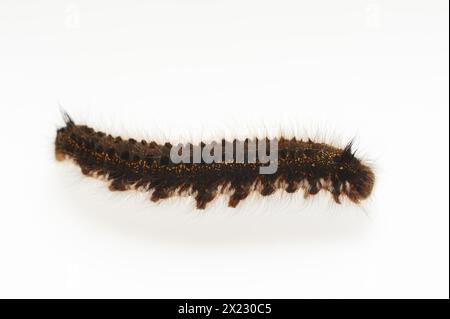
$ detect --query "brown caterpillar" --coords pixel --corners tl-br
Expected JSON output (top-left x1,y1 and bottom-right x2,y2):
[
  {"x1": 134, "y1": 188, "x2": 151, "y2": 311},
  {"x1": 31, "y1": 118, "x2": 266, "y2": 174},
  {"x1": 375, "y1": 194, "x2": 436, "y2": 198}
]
[{"x1": 55, "y1": 113, "x2": 375, "y2": 209}]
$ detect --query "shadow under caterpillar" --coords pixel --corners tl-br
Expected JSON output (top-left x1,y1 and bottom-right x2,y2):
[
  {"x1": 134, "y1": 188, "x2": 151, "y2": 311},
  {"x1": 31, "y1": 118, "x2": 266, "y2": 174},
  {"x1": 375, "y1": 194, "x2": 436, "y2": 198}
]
[{"x1": 55, "y1": 113, "x2": 375, "y2": 209}]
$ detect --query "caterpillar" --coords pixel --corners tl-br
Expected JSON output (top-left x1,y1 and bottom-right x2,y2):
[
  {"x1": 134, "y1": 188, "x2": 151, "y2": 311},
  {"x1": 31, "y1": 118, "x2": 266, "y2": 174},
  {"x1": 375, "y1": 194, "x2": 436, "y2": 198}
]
[{"x1": 55, "y1": 113, "x2": 375, "y2": 209}]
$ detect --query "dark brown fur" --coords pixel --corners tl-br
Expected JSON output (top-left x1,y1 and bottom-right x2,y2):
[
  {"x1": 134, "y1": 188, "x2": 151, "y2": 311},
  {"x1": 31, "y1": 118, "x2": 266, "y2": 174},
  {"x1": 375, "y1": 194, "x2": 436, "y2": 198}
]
[{"x1": 55, "y1": 114, "x2": 375, "y2": 209}]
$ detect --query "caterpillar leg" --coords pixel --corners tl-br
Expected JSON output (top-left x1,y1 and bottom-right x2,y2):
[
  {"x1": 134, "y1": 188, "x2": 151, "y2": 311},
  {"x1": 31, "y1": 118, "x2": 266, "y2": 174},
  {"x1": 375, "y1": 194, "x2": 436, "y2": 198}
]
[{"x1": 195, "y1": 189, "x2": 217, "y2": 210}]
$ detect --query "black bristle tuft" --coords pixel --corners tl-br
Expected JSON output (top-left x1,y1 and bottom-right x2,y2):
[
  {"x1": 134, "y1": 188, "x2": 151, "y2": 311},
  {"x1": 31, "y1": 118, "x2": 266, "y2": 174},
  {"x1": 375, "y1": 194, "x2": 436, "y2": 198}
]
[
  {"x1": 60, "y1": 109, "x2": 75, "y2": 127},
  {"x1": 341, "y1": 139, "x2": 356, "y2": 162}
]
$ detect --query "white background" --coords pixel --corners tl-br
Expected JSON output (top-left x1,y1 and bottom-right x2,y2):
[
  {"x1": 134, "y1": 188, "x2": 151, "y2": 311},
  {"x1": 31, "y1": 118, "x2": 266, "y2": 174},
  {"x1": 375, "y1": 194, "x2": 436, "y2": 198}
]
[{"x1": 0, "y1": 0, "x2": 448, "y2": 298}]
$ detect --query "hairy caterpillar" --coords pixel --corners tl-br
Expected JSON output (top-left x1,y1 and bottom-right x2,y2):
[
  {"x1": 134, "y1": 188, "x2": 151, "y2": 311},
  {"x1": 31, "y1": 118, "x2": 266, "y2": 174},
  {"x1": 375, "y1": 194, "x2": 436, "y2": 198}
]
[{"x1": 55, "y1": 113, "x2": 375, "y2": 209}]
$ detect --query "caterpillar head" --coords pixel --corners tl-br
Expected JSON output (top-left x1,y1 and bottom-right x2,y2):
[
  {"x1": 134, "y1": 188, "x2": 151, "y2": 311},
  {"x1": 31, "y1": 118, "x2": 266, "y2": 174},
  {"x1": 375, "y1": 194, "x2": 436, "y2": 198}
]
[{"x1": 336, "y1": 142, "x2": 375, "y2": 203}]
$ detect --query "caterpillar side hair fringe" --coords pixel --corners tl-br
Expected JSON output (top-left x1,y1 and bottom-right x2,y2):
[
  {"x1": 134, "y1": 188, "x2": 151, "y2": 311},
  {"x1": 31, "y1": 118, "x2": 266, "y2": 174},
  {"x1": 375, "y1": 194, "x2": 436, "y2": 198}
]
[{"x1": 55, "y1": 113, "x2": 375, "y2": 209}]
